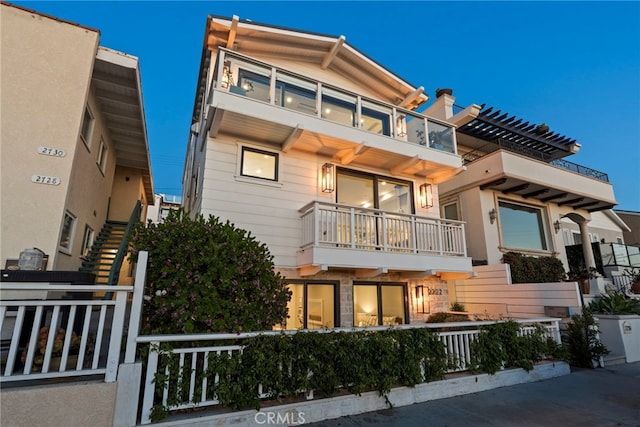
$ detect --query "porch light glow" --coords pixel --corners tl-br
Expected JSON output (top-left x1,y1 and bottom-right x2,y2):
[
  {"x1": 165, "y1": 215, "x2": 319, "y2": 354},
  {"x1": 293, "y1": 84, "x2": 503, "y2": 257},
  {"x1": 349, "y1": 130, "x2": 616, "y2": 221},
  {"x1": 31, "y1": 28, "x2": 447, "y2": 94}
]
[
  {"x1": 221, "y1": 60, "x2": 233, "y2": 89},
  {"x1": 321, "y1": 163, "x2": 335, "y2": 193},
  {"x1": 415, "y1": 285, "x2": 426, "y2": 314},
  {"x1": 396, "y1": 114, "x2": 407, "y2": 137},
  {"x1": 419, "y1": 183, "x2": 433, "y2": 208}
]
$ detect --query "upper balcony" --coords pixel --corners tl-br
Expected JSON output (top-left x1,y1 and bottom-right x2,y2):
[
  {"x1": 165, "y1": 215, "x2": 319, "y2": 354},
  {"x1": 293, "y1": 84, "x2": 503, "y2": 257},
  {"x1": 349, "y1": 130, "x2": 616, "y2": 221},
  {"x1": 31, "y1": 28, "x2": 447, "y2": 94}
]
[
  {"x1": 297, "y1": 201, "x2": 472, "y2": 278},
  {"x1": 202, "y1": 49, "x2": 463, "y2": 179}
]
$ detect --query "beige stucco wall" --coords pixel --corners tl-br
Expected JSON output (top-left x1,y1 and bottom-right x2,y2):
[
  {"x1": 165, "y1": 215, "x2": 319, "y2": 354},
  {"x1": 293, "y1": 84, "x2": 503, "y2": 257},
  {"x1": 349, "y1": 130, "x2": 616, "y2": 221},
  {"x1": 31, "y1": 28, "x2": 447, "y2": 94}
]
[
  {"x1": 0, "y1": 4, "x2": 99, "y2": 268},
  {"x1": 0, "y1": 381, "x2": 116, "y2": 427},
  {"x1": 109, "y1": 166, "x2": 146, "y2": 222}
]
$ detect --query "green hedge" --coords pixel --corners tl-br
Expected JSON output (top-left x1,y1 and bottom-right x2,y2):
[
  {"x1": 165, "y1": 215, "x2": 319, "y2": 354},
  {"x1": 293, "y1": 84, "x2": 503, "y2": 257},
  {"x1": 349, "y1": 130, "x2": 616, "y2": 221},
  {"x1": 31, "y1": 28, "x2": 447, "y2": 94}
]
[{"x1": 502, "y1": 252, "x2": 566, "y2": 284}]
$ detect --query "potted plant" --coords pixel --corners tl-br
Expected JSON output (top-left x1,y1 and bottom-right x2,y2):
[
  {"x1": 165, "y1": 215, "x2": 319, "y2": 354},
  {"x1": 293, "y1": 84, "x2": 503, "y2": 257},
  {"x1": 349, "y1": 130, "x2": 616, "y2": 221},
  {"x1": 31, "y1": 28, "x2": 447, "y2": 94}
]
[{"x1": 567, "y1": 267, "x2": 598, "y2": 294}]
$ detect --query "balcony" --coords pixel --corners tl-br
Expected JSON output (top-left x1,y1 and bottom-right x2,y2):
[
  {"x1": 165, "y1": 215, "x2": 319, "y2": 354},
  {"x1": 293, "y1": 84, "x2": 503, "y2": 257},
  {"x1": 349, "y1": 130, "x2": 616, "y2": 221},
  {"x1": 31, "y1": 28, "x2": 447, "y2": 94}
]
[
  {"x1": 203, "y1": 49, "x2": 462, "y2": 178},
  {"x1": 440, "y1": 149, "x2": 617, "y2": 212},
  {"x1": 297, "y1": 202, "x2": 471, "y2": 277}
]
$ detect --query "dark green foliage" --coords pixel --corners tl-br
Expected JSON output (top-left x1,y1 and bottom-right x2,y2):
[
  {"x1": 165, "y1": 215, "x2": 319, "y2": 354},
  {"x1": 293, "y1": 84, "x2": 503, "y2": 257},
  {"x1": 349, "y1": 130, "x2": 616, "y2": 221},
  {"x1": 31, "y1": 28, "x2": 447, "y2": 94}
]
[
  {"x1": 469, "y1": 321, "x2": 565, "y2": 374},
  {"x1": 450, "y1": 302, "x2": 466, "y2": 312},
  {"x1": 562, "y1": 307, "x2": 609, "y2": 368},
  {"x1": 502, "y1": 252, "x2": 566, "y2": 284},
  {"x1": 129, "y1": 209, "x2": 291, "y2": 334},
  {"x1": 426, "y1": 312, "x2": 470, "y2": 323},
  {"x1": 589, "y1": 291, "x2": 640, "y2": 315}
]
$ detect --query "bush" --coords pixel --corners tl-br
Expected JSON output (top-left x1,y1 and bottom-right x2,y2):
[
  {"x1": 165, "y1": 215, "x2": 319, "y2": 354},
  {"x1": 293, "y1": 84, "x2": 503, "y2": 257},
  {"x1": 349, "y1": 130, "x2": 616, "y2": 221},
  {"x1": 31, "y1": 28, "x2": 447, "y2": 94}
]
[
  {"x1": 562, "y1": 307, "x2": 609, "y2": 368},
  {"x1": 426, "y1": 312, "x2": 470, "y2": 323},
  {"x1": 502, "y1": 252, "x2": 566, "y2": 284},
  {"x1": 588, "y1": 291, "x2": 640, "y2": 315},
  {"x1": 130, "y1": 209, "x2": 291, "y2": 334}
]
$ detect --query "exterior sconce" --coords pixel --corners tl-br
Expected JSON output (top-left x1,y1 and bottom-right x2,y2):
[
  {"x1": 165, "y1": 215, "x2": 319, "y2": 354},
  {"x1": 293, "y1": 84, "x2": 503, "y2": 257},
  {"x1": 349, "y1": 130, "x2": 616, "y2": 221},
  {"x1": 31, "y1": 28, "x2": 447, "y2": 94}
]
[
  {"x1": 221, "y1": 60, "x2": 233, "y2": 89},
  {"x1": 415, "y1": 285, "x2": 426, "y2": 314},
  {"x1": 396, "y1": 114, "x2": 407, "y2": 137},
  {"x1": 420, "y1": 183, "x2": 433, "y2": 208},
  {"x1": 321, "y1": 163, "x2": 335, "y2": 193},
  {"x1": 554, "y1": 220, "x2": 561, "y2": 234},
  {"x1": 489, "y1": 208, "x2": 497, "y2": 224}
]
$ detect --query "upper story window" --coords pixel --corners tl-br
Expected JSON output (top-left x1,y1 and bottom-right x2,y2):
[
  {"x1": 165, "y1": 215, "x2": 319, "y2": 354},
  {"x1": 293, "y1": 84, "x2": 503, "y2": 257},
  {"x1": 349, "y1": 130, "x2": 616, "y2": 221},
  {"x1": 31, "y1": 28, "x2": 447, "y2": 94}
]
[
  {"x1": 80, "y1": 105, "x2": 94, "y2": 148},
  {"x1": 97, "y1": 138, "x2": 108, "y2": 173},
  {"x1": 59, "y1": 210, "x2": 77, "y2": 252},
  {"x1": 443, "y1": 201, "x2": 460, "y2": 221},
  {"x1": 81, "y1": 225, "x2": 94, "y2": 257},
  {"x1": 498, "y1": 200, "x2": 548, "y2": 251},
  {"x1": 240, "y1": 146, "x2": 278, "y2": 181}
]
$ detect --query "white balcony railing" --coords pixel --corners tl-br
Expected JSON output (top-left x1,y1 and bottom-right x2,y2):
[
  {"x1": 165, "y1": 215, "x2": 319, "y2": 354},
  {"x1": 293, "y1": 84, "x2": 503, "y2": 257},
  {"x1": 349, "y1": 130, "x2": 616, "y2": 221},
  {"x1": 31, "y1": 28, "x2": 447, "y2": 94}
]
[
  {"x1": 209, "y1": 49, "x2": 457, "y2": 154},
  {"x1": 299, "y1": 201, "x2": 466, "y2": 257}
]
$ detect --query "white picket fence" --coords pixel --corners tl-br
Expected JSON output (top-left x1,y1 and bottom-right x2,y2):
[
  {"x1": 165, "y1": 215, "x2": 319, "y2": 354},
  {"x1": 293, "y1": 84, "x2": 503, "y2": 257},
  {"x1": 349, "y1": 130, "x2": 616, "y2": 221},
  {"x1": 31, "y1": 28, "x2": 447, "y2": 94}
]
[{"x1": 136, "y1": 318, "x2": 561, "y2": 424}]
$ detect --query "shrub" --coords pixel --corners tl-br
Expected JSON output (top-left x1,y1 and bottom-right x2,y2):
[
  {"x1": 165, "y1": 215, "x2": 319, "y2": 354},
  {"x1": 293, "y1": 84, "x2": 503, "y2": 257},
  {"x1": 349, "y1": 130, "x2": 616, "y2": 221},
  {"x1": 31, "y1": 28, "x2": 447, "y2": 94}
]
[
  {"x1": 588, "y1": 291, "x2": 640, "y2": 315},
  {"x1": 129, "y1": 209, "x2": 291, "y2": 334},
  {"x1": 426, "y1": 312, "x2": 470, "y2": 323},
  {"x1": 450, "y1": 301, "x2": 466, "y2": 312},
  {"x1": 562, "y1": 307, "x2": 609, "y2": 368},
  {"x1": 502, "y1": 252, "x2": 566, "y2": 284}
]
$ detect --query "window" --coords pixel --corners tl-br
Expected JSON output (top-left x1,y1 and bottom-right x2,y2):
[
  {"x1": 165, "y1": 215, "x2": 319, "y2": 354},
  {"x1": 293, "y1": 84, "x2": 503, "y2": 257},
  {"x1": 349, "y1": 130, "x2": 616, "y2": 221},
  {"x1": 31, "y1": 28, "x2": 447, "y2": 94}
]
[
  {"x1": 97, "y1": 138, "x2": 107, "y2": 172},
  {"x1": 81, "y1": 225, "x2": 94, "y2": 257},
  {"x1": 277, "y1": 281, "x2": 338, "y2": 330},
  {"x1": 353, "y1": 282, "x2": 408, "y2": 327},
  {"x1": 240, "y1": 146, "x2": 278, "y2": 181},
  {"x1": 59, "y1": 211, "x2": 77, "y2": 251},
  {"x1": 498, "y1": 201, "x2": 548, "y2": 251},
  {"x1": 336, "y1": 169, "x2": 413, "y2": 214},
  {"x1": 443, "y1": 202, "x2": 459, "y2": 221},
  {"x1": 80, "y1": 105, "x2": 94, "y2": 147}
]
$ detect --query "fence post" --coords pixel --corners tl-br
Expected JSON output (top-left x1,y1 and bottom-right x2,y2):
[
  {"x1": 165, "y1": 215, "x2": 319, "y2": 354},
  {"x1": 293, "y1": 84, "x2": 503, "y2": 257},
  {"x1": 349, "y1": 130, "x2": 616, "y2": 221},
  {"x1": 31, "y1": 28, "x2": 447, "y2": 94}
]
[
  {"x1": 125, "y1": 251, "x2": 148, "y2": 363},
  {"x1": 140, "y1": 341, "x2": 160, "y2": 425},
  {"x1": 106, "y1": 291, "x2": 127, "y2": 382}
]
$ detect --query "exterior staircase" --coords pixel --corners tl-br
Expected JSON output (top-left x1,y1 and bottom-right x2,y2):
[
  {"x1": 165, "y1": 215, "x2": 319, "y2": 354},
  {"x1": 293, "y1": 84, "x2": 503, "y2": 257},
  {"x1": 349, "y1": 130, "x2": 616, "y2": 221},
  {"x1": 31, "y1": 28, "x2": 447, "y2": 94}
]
[
  {"x1": 80, "y1": 220, "x2": 128, "y2": 287},
  {"x1": 79, "y1": 201, "x2": 141, "y2": 297}
]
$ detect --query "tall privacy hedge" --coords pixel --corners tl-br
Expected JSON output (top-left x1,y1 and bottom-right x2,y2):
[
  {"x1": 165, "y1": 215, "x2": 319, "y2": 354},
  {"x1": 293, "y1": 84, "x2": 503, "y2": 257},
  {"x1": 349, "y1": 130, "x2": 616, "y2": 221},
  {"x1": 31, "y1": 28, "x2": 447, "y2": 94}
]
[
  {"x1": 129, "y1": 209, "x2": 291, "y2": 334},
  {"x1": 502, "y1": 251, "x2": 566, "y2": 284}
]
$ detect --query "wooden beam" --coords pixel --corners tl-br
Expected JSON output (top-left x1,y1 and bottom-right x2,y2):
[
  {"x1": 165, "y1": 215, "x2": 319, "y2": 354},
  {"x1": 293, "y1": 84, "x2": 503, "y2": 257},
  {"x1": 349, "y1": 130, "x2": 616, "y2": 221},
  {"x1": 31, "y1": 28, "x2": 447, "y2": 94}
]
[
  {"x1": 321, "y1": 35, "x2": 345, "y2": 69},
  {"x1": 558, "y1": 197, "x2": 585, "y2": 206},
  {"x1": 522, "y1": 188, "x2": 549, "y2": 198},
  {"x1": 502, "y1": 183, "x2": 530, "y2": 194},
  {"x1": 226, "y1": 15, "x2": 239, "y2": 49},
  {"x1": 390, "y1": 155, "x2": 421, "y2": 176},
  {"x1": 479, "y1": 178, "x2": 507, "y2": 190},
  {"x1": 338, "y1": 142, "x2": 367, "y2": 165},
  {"x1": 573, "y1": 201, "x2": 599, "y2": 209},
  {"x1": 399, "y1": 86, "x2": 425, "y2": 108},
  {"x1": 540, "y1": 192, "x2": 568, "y2": 202},
  {"x1": 299, "y1": 265, "x2": 328, "y2": 277},
  {"x1": 281, "y1": 125, "x2": 304, "y2": 153},
  {"x1": 207, "y1": 106, "x2": 224, "y2": 139}
]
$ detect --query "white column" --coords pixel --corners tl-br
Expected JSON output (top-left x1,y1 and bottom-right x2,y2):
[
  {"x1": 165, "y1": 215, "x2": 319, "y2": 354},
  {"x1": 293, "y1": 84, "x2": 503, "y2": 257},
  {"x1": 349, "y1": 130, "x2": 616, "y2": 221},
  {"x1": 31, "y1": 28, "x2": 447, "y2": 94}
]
[{"x1": 578, "y1": 220, "x2": 597, "y2": 270}]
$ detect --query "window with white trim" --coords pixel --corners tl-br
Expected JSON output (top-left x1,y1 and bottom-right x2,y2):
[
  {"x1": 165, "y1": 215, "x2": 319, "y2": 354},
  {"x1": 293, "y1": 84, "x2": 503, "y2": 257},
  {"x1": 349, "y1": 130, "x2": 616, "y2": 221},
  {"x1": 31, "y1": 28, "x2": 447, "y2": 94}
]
[
  {"x1": 59, "y1": 211, "x2": 77, "y2": 251},
  {"x1": 80, "y1": 105, "x2": 94, "y2": 148},
  {"x1": 240, "y1": 146, "x2": 278, "y2": 181},
  {"x1": 97, "y1": 138, "x2": 107, "y2": 172}
]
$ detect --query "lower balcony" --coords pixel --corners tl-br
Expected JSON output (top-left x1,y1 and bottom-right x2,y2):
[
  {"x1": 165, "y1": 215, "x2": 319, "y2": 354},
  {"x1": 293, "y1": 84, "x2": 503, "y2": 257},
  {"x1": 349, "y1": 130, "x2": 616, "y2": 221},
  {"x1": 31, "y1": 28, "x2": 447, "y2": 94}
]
[{"x1": 297, "y1": 202, "x2": 472, "y2": 278}]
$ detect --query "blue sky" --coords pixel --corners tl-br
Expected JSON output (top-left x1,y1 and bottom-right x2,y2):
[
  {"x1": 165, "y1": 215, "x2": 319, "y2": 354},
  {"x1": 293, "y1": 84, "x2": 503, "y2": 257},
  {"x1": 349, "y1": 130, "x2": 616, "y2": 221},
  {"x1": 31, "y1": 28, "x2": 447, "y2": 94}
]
[{"x1": 13, "y1": 1, "x2": 640, "y2": 211}]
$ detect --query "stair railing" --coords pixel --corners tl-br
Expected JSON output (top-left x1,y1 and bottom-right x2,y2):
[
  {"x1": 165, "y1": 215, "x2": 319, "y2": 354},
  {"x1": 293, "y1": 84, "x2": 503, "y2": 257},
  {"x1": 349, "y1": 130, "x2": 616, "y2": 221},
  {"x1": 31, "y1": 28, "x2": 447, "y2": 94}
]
[{"x1": 104, "y1": 200, "x2": 142, "y2": 299}]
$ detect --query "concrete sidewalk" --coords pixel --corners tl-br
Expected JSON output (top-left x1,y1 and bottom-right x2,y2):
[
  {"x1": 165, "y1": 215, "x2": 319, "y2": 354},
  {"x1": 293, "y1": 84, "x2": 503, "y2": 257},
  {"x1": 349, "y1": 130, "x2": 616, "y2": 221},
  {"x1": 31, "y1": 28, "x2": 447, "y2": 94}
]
[{"x1": 306, "y1": 363, "x2": 640, "y2": 427}]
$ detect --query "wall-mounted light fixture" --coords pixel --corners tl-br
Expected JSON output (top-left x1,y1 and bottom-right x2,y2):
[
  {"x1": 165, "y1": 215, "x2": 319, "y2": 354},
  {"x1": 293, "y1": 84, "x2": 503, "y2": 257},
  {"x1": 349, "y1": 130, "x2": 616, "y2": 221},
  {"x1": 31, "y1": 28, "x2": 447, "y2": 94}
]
[
  {"x1": 321, "y1": 163, "x2": 335, "y2": 193},
  {"x1": 554, "y1": 220, "x2": 561, "y2": 234},
  {"x1": 221, "y1": 60, "x2": 233, "y2": 89},
  {"x1": 489, "y1": 208, "x2": 497, "y2": 224},
  {"x1": 419, "y1": 183, "x2": 433, "y2": 208},
  {"x1": 396, "y1": 115, "x2": 407, "y2": 137},
  {"x1": 415, "y1": 285, "x2": 426, "y2": 314}
]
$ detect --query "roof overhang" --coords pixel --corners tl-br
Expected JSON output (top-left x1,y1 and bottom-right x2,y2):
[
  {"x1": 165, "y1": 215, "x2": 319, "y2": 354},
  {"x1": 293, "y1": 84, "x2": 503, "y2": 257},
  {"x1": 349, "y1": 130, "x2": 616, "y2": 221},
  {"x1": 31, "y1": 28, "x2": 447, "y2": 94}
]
[
  {"x1": 192, "y1": 14, "x2": 428, "y2": 124},
  {"x1": 94, "y1": 47, "x2": 154, "y2": 202}
]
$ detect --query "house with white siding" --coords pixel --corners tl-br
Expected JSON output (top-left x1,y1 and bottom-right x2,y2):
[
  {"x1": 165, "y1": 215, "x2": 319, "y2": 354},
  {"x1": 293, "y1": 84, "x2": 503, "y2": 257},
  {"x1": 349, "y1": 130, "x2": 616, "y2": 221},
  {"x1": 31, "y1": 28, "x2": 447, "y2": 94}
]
[{"x1": 182, "y1": 15, "x2": 479, "y2": 328}]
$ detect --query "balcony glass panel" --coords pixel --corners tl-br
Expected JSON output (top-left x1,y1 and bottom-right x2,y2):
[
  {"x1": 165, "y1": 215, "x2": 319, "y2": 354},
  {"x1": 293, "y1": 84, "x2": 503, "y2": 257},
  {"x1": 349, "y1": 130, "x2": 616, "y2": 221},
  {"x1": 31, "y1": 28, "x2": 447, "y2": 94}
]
[
  {"x1": 321, "y1": 88, "x2": 356, "y2": 127},
  {"x1": 361, "y1": 102, "x2": 391, "y2": 136},
  {"x1": 405, "y1": 113, "x2": 427, "y2": 145},
  {"x1": 236, "y1": 69, "x2": 272, "y2": 103},
  {"x1": 428, "y1": 120, "x2": 455, "y2": 153},
  {"x1": 276, "y1": 72, "x2": 317, "y2": 115}
]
